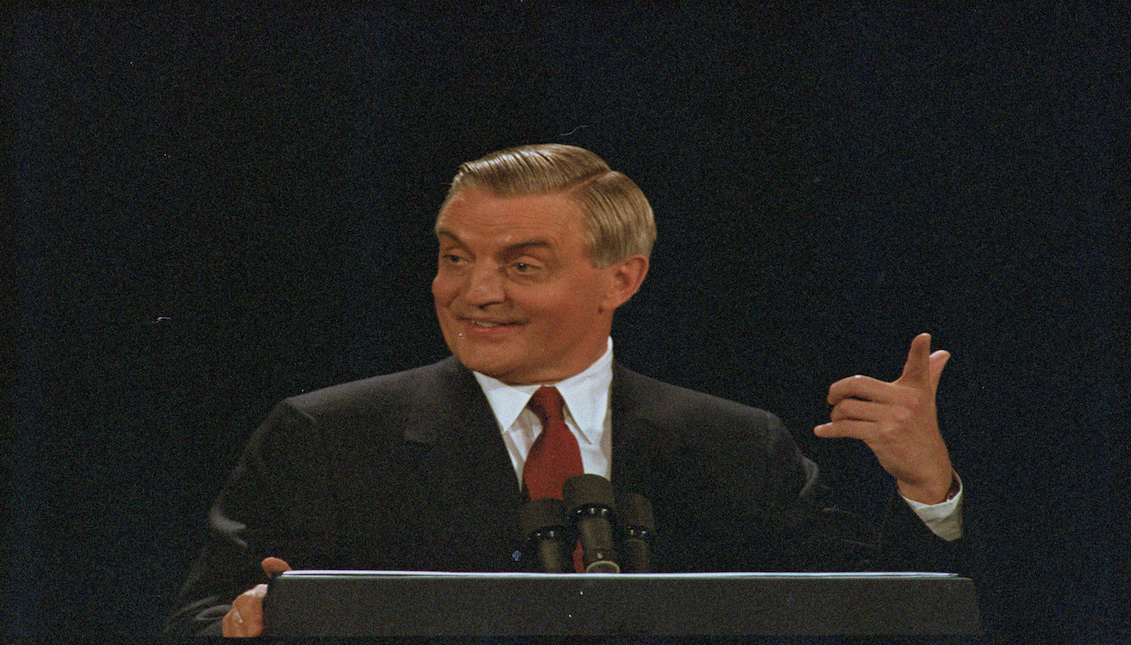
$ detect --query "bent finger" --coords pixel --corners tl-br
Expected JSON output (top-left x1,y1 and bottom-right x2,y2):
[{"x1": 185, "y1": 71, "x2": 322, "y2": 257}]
[
  {"x1": 828, "y1": 375, "x2": 896, "y2": 405},
  {"x1": 814, "y1": 419, "x2": 876, "y2": 440},
  {"x1": 230, "y1": 585, "x2": 268, "y2": 636},
  {"x1": 830, "y1": 398, "x2": 889, "y2": 423}
]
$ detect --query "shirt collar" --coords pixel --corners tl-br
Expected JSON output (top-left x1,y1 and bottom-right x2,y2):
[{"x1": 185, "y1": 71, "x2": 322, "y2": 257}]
[{"x1": 472, "y1": 338, "x2": 613, "y2": 443}]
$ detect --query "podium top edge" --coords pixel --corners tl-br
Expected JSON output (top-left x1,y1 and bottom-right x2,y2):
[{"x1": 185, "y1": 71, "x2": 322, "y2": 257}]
[{"x1": 275, "y1": 570, "x2": 966, "y2": 580}]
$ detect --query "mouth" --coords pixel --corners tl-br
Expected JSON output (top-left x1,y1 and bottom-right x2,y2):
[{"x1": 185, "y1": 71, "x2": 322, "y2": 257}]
[
  {"x1": 456, "y1": 317, "x2": 522, "y2": 333},
  {"x1": 469, "y1": 320, "x2": 507, "y2": 328}
]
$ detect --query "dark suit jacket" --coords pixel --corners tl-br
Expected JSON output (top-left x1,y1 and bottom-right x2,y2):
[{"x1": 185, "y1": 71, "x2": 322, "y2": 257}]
[{"x1": 166, "y1": 357, "x2": 968, "y2": 636}]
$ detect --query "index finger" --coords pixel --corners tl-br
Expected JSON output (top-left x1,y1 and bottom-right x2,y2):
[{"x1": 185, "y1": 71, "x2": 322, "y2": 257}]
[{"x1": 896, "y1": 333, "x2": 932, "y2": 387}]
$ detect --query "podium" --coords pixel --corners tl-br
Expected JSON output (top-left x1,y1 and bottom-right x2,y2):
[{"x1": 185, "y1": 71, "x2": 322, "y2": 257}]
[{"x1": 264, "y1": 571, "x2": 981, "y2": 638}]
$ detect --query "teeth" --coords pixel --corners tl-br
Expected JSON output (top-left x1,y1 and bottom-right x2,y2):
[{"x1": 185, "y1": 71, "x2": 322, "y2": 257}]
[{"x1": 472, "y1": 321, "x2": 502, "y2": 328}]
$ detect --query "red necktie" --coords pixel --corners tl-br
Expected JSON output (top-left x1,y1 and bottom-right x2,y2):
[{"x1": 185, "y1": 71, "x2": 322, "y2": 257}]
[
  {"x1": 523, "y1": 387, "x2": 584, "y2": 501},
  {"x1": 524, "y1": 387, "x2": 585, "y2": 572}
]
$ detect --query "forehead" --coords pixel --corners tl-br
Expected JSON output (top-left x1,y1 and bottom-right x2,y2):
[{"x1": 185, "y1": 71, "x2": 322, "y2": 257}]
[{"x1": 435, "y1": 189, "x2": 587, "y2": 246}]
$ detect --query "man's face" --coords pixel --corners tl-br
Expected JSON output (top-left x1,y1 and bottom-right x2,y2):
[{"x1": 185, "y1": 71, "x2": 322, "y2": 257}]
[{"x1": 432, "y1": 189, "x2": 625, "y2": 385}]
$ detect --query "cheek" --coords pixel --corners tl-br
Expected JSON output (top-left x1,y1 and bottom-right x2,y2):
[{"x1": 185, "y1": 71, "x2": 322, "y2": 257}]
[{"x1": 537, "y1": 291, "x2": 595, "y2": 328}]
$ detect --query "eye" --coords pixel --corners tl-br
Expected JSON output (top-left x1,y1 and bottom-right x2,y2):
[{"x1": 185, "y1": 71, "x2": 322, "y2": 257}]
[
  {"x1": 508, "y1": 261, "x2": 545, "y2": 280},
  {"x1": 513, "y1": 261, "x2": 543, "y2": 273},
  {"x1": 439, "y1": 252, "x2": 470, "y2": 269}
]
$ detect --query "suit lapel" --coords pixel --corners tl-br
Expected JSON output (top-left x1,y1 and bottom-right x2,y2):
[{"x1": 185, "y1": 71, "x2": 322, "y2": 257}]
[
  {"x1": 609, "y1": 364, "x2": 665, "y2": 499},
  {"x1": 609, "y1": 364, "x2": 695, "y2": 571},
  {"x1": 402, "y1": 358, "x2": 525, "y2": 570}
]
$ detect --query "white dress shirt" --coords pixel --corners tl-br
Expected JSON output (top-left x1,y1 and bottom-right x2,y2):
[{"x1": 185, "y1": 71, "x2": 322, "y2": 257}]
[
  {"x1": 472, "y1": 338, "x2": 962, "y2": 541},
  {"x1": 473, "y1": 339, "x2": 615, "y2": 481}
]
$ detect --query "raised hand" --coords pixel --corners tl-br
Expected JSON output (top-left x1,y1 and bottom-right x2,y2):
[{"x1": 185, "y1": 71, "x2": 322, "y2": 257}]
[{"x1": 815, "y1": 333, "x2": 955, "y2": 504}]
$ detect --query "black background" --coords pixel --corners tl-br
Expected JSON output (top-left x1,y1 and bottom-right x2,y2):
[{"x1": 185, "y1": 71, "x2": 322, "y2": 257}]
[{"x1": 4, "y1": 3, "x2": 1128, "y2": 642}]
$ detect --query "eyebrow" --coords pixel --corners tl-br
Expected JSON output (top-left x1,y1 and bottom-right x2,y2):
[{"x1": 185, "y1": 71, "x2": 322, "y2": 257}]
[{"x1": 436, "y1": 231, "x2": 555, "y2": 255}]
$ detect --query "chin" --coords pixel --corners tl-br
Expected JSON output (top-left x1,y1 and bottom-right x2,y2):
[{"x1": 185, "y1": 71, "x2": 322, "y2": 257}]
[{"x1": 453, "y1": 351, "x2": 516, "y2": 379}]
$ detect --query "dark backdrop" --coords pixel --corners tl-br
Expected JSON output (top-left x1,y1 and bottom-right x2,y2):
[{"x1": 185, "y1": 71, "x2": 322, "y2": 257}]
[{"x1": 4, "y1": 4, "x2": 1127, "y2": 643}]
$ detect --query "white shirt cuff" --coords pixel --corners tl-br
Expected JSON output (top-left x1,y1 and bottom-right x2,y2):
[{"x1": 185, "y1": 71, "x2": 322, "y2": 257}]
[{"x1": 902, "y1": 473, "x2": 963, "y2": 542}]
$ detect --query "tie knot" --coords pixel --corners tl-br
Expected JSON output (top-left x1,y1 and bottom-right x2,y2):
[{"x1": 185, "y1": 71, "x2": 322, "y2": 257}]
[{"x1": 528, "y1": 386, "x2": 565, "y2": 423}]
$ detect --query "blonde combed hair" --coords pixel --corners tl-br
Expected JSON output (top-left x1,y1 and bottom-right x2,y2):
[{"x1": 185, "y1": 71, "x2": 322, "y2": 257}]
[{"x1": 438, "y1": 144, "x2": 656, "y2": 267}]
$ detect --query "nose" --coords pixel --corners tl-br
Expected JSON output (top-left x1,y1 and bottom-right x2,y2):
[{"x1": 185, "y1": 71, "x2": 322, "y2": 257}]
[{"x1": 462, "y1": 263, "x2": 506, "y2": 307}]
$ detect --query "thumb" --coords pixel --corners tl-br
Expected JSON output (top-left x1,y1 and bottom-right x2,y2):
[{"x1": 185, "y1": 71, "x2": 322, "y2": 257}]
[
  {"x1": 261, "y1": 557, "x2": 292, "y2": 577},
  {"x1": 929, "y1": 350, "x2": 951, "y2": 390}
]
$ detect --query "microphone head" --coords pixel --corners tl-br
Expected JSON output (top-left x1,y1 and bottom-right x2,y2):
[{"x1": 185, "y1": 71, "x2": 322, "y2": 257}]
[
  {"x1": 520, "y1": 497, "x2": 574, "y2": 574},
  {"x1": 563, "y1": 474, "x2": 615, "y2": 516},
  {"x1": 615, "y1": 492, "x2": 654, "y2": 574},
  {"x1": 616, "y1": 492, "x2": 656, "y2": 533},
  {"x1": 520, "y1": 497, "x2": 567, "y2": 537}
]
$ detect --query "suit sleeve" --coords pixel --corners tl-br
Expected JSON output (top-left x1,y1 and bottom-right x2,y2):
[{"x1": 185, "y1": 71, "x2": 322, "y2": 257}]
[
  {"x1": 163, "y1": 401, "x2": 338, "y2": 637},
  {"x1": 632, "y1": 397, "x2": 977, "y2": 575},
  {"x1": 745, "y1": 413, "x2": 981, "y2": 575}
]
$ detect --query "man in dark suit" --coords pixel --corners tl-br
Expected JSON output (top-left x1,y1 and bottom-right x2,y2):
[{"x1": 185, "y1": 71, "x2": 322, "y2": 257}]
[{"x1": 166, "y1": 144, "x2": 964, "y2": 637}]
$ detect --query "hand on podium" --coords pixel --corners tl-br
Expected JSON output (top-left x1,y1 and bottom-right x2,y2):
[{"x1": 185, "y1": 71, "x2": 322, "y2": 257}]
[{"x1": 221, "y1": 557, "x2": 291, "y2": 637}]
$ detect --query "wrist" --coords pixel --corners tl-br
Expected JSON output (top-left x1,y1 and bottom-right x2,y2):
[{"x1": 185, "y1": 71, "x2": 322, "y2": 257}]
[{"x1": 899, "y1": 471, "x2": 959, "y2": 505}]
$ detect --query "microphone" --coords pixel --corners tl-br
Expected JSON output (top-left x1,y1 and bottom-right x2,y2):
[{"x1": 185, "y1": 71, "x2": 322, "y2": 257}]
[
  {"x1": 519, "y1": 497, "x2": 573, "y2": 573},
  {"x1": 616, "y1": 492, "x2": 655, "y2": 573},
  {"x1": 563, "y1": 474, "x2": 620, "y2": 573}
]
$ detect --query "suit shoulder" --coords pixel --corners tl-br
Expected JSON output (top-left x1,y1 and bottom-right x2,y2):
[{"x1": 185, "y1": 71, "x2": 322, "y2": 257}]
[
  {"x1": 281, "y1": 357, "x2": 465, "y2": 418},
  {"x1": 614, "y1": 365, "x2": 783, "y2": 432}
]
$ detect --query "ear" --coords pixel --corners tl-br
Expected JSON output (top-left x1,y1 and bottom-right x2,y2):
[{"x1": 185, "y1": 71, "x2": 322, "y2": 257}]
[{"x1": 599, "y1": 255, "x2": 649, "y2": 312}]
